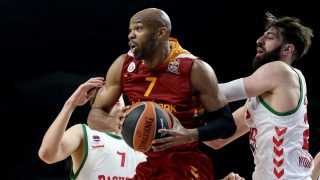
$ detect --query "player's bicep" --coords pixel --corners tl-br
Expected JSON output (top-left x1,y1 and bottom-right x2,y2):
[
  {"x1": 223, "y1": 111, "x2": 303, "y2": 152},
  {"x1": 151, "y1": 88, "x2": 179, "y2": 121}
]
[
  {"x1": 191, "y1": 59, "x2": 227, "y2": 112},
  {"x1": 93, "y1": 85, "x2": 121, "y2": 112},
  {"x1": 55, "y1": 124, "x2": 83, "y2": 161},
  {"x1": 244, "y1": 62, "x2": 285, "y2": 97},
  {"x1": 93, "y1": 54, "x2": 125, "y2": 111}
]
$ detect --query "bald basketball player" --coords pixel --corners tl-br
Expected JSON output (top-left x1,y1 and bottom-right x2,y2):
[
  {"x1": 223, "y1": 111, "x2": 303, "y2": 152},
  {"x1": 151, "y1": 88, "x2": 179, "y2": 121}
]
[{"x1": 88, "y1": 8, "x2": 236, "y2": 179}]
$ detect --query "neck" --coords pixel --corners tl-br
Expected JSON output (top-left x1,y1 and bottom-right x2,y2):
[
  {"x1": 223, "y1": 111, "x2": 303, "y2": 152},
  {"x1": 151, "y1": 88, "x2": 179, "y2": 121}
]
[
  {"x1": 281, "y1": 55, "x2": 294, "y2": 66},
  {"x1": 144, "y1": 41, "x2": 171, "y2": 68}
]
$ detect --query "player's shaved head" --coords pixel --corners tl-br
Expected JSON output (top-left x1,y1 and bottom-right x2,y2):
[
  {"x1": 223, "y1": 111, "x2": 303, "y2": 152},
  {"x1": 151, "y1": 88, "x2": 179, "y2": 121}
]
[{"x1": 130, "y1": 8, "x2": 171, "y2": 36}]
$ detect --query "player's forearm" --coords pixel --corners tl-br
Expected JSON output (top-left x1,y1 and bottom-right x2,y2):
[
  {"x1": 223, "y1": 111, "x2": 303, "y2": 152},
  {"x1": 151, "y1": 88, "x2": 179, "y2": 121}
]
[
  {"x1": 87, "y1": 107, "x2": 115, "y2": 132},
  {"x1": 219, "y1": 78, "x2": 248, "y2": 102},
  {"x1": 197, "y1": 105, "x2": 236, "y2": 141},
  {"x1": 38, "y1": 102, "x2": 75, "y2": 163}
]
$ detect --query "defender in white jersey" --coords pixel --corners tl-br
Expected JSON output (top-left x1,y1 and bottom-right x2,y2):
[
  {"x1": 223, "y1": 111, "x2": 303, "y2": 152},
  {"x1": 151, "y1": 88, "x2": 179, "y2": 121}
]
[
  {"x1": 244, "y1": 68, "x2": 312, "y2": 179},
  {"x1": 38, "y1": 77, "x2": 146, "y2": 180},
  {"x1": 199, "y1": 12, "x2": 314, "y2": 179},
  {"x1": 75, "y1": 125, "x2": 146, "y2": 180}
]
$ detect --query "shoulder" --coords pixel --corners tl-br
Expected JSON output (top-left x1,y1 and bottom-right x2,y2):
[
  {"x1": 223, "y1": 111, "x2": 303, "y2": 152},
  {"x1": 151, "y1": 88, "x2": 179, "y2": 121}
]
[
  {"x1": 191, "y1": 58, "x2": 216, "y2": 78},
  {"x1": 106, "y1": 54, "x2": 127, "y2": 79},
  {"x1": 69, "y1": 124, "x2": 84, "y2": 131},
  {"x1": 258, "y1": 61, "x2": 293, "y2": 75},
  {"x1": 245, "y1": 61, "x2": 295, "y2": 96},
  {"x1": 67, "y1": 124, "x2": 85, "y2": 139},
  {"x1": 191, "y1": 58, "x2": 219, "y2": 92},
  {"x1": 112, "y1": 54, "x2": 127, "y2": 67},
  {"x1": 192, "y1": 58, "x2": 213, "y2": 72},
  {"x1": 250, "y1": 61, "x2": 296, "y2": 83}
]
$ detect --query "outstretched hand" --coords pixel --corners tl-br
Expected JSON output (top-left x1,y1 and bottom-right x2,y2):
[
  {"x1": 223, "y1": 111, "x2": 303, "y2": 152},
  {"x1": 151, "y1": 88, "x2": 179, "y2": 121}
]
[
  {"x1": 152, "y1": 110, "x2": 198, "y2": 151},
  {"x1": 66, "y1": 77, "x2": 104, "y2": 107}
]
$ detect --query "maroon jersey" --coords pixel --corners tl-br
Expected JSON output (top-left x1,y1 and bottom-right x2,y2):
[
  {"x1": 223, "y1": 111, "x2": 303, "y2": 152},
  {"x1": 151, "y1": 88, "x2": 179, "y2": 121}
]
[
  {"x1": 121, "y1": 38, "x2": 214, "y2": 180},
  {"x1": 121, "y1": 39, "x2": 204, "y2": 129}
]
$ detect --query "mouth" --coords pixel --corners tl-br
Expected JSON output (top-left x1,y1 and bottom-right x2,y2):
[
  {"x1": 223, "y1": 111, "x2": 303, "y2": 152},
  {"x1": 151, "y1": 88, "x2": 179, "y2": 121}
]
[
  {"x1": 256, "y1": 47, "x2": 264, "y2": 55},
  {"x1": 129, "y1": 42, "x2": 137, "y2": 53}
]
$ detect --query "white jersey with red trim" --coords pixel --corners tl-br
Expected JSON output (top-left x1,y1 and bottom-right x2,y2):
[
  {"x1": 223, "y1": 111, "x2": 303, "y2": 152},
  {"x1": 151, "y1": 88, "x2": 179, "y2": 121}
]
[
  {"x1": 245, "y1": 68, "x2": 313, "y2": 180},
  {"x1": 71, "y1": 124, "x2": 146, "y2": 180}
]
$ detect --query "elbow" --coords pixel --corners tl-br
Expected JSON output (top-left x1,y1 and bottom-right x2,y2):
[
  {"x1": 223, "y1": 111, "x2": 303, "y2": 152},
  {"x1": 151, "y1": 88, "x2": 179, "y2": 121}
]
[
  {"x1": 204, "y1": 139, "x2": 227, "y2": 150},
  {"x1": 204, "y1": 123, "x2": 236, "y2": 150},
  {"x1": 222, "y1": 121, "x2": 237, "y2": 139},
  {"x1": 208, "y1": 142, "x2": 225, "y2": 150},
  {"x1": 38, "y1": 148, "x2": 56, "y2": 164}
]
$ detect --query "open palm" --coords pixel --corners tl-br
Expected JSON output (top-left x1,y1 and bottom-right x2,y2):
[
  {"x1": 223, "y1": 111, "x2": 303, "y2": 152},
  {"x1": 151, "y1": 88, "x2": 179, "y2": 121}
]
[{"x1": 66, "y1": 77, "x2": 104, "y2": 107}]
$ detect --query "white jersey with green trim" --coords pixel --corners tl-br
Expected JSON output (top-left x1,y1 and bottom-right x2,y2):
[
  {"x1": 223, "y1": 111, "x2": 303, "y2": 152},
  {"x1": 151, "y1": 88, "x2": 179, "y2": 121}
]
[
  {"x1": 71, "y1": 124, "x2": 146, "y2": 180},
  {"x1": 245, "y1": 68, "x2": 313, "y2": 180}
]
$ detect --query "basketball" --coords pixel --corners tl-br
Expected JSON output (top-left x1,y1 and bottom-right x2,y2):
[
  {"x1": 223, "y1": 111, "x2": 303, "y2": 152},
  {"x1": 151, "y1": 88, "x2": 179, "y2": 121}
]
[{"x1": 121, "y1": 101, "x2": 173, "y2": 152}]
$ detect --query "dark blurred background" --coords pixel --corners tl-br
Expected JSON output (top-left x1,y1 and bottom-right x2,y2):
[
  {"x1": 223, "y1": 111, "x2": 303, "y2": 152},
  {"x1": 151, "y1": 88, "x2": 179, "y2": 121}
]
[{"x1": 1, "y1": 0, "x2": 319, "y2": 179}]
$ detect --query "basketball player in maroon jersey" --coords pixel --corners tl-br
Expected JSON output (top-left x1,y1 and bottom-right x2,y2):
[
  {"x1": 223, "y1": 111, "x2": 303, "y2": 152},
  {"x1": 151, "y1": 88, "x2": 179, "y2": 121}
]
[{"x1": 88, "y1": 8, "x2": 236, "y2": 179}]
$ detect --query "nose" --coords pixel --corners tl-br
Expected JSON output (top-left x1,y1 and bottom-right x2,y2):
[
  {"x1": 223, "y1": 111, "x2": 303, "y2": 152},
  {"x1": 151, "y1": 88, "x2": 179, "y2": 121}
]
[
  {"x1": 128, "y1": 30, "x2": 135, "y2": 40},
  {"x1": 256, "y1": 35, "x2": 264, "y2": 45}
]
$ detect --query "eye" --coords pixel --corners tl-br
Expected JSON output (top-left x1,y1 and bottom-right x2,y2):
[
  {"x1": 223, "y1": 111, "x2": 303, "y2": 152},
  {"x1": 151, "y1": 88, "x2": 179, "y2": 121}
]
[
  {"x1": 136, "y1": 27, "x2": 143, "y2": 32},
  {"x1": 266, "y1": 35, "x2": 274, "y2": 40}
]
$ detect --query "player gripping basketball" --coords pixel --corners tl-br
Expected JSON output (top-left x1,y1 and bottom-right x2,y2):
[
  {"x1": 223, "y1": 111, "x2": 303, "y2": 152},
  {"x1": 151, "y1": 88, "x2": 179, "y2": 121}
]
[
  {"x1": 121, "y1": 101, "x2": 172, "y2": 152},
  {"x1": 88, "y1": 8, "x2": 236, "y2": 179}
]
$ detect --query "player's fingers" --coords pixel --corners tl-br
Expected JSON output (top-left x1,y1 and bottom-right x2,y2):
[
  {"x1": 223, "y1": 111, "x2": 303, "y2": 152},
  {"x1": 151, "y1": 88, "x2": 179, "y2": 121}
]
[
  {"x1": 122, "y1": 105, "x2": 131, "y2": 113},
  {"x1": 88, "y1": 77, "x2": 104, "y2": 83},
  {"x1": 224, "y1": 172, "x2": 235, "y2": 180},
  {"x1": 152, "y1": 136, "x2": 171, "y2": 144},
  {"x1": 157, "y1": 129, "x2": 179, "y2": 137},
  {"x1": 167, "y1": 110, "x2": 176, "y2": 120},
  {"x1": 87, "y1": 89, "x2": 96, "y2": 99},
  {"x1": 118, "y1": 117, "x2": 125, "y2": 126},
  {"x1": 119, "y1": 112, "x2": 127, "y2": 119},
  {"x1": 116, "y1": 124, "x2": 122, "y2": 134},
  {"x1": 152, "y1": 141, "x2": 175, "y2": 151},
  {"x1": 167, "y1": 110, "x2": 182, "y2": 128}
]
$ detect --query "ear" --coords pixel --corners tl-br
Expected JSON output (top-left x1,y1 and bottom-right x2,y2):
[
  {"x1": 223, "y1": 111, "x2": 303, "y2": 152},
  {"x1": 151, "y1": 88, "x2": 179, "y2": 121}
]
[
  {"x1": 282, "y1": 43, "x2": 294, "y2": 56},
  {"x1": 157, "y1": 27, "x2": 167, "y2": 39}
]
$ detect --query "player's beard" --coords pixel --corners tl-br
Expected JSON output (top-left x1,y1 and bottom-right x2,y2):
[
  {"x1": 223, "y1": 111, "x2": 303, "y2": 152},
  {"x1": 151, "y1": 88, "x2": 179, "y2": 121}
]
[
  {"x1": 134, "y1": 33, "x2": 157, "y2": 61},
  {"x1": 252, "y1": 45, "x2": 282, "y2": 70}
]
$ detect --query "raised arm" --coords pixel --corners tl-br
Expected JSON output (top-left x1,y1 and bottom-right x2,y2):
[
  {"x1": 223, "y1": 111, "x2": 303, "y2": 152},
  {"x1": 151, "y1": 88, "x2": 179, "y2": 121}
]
[
  {"x1": 205, "y1": 61, "x2": 299, "y2": 149},
  {"x1": 87, "y1": 54, "x2": 126, "y2": 133},
  {"x1": 38, "y1": 77, "x2": 104, "y2": 164}
]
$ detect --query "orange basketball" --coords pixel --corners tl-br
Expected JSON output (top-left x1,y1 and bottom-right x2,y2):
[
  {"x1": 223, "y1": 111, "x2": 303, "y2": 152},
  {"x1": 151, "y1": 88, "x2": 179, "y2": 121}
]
[{"x1": 121, "y1": 101, "x2": 173, "y2": 152}]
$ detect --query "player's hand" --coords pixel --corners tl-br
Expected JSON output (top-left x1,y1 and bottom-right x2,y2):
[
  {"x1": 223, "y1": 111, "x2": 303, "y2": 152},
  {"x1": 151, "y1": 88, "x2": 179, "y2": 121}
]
[
  {"x1": 223, "y1": 172, "x2": 245, "y2": 180},
  {"x1": 115, "y1": 105, "x2": 130, "y2": 134},
  {"x1": 151, "y1": 110, "x2": 198, "y2": 151},
  {"x1": 66, "y1": 77, "x2": 104, "y2": 107}
]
